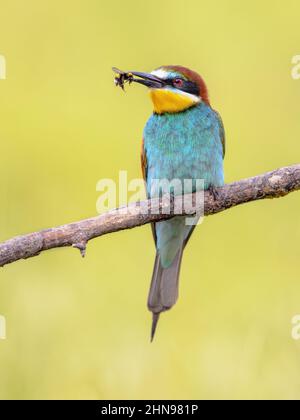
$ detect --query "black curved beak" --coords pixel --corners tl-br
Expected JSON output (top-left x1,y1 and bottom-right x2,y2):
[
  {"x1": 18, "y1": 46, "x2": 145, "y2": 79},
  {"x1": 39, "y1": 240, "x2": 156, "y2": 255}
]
[{"x1": 130, "y1": 71, "x2": 166, "y2": 89}]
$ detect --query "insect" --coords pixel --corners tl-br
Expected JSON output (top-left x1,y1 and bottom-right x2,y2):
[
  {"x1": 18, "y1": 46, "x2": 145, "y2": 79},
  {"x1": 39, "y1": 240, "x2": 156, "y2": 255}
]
[{"x1": 112, "y1": 67, "x2": 134, "y2": 91}]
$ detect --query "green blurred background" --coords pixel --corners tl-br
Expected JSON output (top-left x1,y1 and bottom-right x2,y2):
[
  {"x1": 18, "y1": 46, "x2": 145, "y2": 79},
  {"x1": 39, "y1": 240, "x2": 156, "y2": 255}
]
[{"x1": 0, "y1": 0, "x2": 300, "y2": 400}]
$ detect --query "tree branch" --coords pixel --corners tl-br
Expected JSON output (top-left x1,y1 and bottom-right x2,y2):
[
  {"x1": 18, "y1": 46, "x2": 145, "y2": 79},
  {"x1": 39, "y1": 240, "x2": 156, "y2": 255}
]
[{"x1": 0, "y1": 164, "x2": 299, "y2": 268}]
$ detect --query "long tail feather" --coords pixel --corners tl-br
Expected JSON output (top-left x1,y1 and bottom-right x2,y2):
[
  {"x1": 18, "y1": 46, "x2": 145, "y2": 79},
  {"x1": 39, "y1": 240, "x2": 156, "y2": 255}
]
[
  {"x1": 151, "y1": 313, "x2": 160, "y2": 342},
  {"x1": 148, "y1": 248, "x2": 183, "y2": 341}
]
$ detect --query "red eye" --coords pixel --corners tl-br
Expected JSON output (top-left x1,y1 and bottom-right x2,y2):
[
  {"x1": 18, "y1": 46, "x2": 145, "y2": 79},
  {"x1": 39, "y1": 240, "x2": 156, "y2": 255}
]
[{"x1": 173, "y1": 78, "x2": 184, "y2": 88}]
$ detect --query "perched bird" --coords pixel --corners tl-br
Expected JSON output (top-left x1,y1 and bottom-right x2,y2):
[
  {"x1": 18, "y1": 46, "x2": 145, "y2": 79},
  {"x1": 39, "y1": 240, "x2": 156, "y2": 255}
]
[{"x1": 114, "y1": 65, "x2": 225, "y2": 340}]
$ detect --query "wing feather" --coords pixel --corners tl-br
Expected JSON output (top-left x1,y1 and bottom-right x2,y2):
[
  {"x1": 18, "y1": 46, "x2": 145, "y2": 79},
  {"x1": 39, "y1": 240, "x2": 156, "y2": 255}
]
[
  {"x1": 214, "y1": 110, "x2": 226, "y2": 158},
  {"x1": 141, "y1": 138, "x2": 157, "y2": 244}
]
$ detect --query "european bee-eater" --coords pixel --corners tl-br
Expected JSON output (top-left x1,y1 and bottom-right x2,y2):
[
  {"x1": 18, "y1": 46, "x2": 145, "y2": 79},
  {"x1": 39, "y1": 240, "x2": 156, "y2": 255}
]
[{"x1": 114, "y1": 65, "x2": 225, "y2": 340}]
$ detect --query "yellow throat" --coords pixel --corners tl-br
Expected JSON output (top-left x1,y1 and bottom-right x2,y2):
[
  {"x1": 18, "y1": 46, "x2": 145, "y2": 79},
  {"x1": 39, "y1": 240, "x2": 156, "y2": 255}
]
[{"x1": 150, "y1": 88, "x2": 200, "y2": 114}]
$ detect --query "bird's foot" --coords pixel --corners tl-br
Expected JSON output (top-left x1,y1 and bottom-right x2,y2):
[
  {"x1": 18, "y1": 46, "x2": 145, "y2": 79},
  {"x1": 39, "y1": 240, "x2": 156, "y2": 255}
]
[{"x1": 208, "y1": 184, "x2": 220, "y2": 201}]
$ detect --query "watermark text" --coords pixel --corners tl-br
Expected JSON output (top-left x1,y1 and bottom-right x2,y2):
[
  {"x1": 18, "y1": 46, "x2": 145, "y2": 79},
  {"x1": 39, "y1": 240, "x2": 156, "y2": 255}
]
[
  {"x1": 0, "y1": 55, "x2": 6, "y2": 80},
  {"x1": 291, "y1": 315, "x2": 300, "y2": 340},
  {"x1": 96, "y1": 171, "x2": 205, "y2": 226},
  {"x1": 291, "y1": 55, "x2": 300, "y2": 80},
  {"x1": 0, "y1": 315, "x2": 6, "y2": 340}
]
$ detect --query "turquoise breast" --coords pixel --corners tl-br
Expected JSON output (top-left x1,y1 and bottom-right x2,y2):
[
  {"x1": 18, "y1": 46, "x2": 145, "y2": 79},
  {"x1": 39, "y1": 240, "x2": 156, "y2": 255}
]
[{"x1": 143, "y1": 102, "x2": 224, "y2": 197}]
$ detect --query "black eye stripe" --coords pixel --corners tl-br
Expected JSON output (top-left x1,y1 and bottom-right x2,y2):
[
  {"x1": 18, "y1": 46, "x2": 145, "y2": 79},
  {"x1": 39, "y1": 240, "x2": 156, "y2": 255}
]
[
  {"x1": 183, "y1": 81, "x2": 199, "y2": 96},
  {"x1": 165, "y1": 78, "x2": 199, "y2": 96},
  {"x1": 165, "y1": 78, "x2": 180, "y2": 85}
]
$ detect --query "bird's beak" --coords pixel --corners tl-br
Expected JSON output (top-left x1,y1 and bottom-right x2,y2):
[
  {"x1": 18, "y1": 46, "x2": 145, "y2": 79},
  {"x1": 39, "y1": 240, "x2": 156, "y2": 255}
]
[{"x1": 130, "y1": 71, "x2": 165, "y2": 89}]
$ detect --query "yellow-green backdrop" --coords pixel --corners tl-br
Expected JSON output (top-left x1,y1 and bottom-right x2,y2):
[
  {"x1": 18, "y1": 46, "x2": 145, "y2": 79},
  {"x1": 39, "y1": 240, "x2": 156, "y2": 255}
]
[{"x1": 0, "y1": 0, "x2": 300, "y2": 400}]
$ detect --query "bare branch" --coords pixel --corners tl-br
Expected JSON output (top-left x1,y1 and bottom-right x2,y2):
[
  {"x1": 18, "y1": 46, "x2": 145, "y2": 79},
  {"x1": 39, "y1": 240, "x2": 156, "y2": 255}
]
[{"x1": 0, "y1": 164, "x2": 299, "y2": 268}]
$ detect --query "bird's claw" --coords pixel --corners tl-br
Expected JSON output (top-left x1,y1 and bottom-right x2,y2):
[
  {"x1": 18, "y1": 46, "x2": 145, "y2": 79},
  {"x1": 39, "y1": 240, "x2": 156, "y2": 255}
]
[{"x1": 208, "y1": 184, "x2": 220, "y2": 201}]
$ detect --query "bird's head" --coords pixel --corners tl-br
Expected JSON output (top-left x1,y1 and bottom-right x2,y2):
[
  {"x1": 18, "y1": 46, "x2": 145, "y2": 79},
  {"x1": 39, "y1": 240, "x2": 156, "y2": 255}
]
[{"x1": 130, "y1": 65, "x2": 209, "y2": 114}]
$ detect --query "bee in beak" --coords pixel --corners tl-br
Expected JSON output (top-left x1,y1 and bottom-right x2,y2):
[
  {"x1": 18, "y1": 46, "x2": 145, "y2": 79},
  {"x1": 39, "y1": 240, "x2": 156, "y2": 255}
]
[{"x1": 112, "y1": 67, "x2": 165, "y2": 91}]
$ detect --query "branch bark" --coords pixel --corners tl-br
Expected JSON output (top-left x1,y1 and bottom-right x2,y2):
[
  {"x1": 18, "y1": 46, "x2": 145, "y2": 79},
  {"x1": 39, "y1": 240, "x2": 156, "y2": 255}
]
[{"x1": 0, "y1": 164, "x2": 299, "y2": 268}]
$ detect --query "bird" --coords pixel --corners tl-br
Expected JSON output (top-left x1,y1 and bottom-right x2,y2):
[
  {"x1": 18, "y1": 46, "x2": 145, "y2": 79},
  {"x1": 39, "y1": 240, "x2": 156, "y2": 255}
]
[{"x1": 114, "y1": 65, "x2": 225, "y2": 340}]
